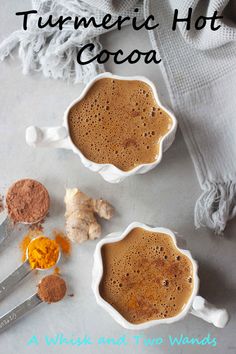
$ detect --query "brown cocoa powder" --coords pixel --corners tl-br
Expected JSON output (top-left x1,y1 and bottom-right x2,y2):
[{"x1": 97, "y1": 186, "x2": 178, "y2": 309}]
[
  {"x1": 6, "y1": 179, "x2": 50, "y2": 224},
  {"x1": 0, "y1": 195, "x2": 4, "y2": 213},
  {"x1": 37, "y1": 275, "x2": 67, "y2": 303}
]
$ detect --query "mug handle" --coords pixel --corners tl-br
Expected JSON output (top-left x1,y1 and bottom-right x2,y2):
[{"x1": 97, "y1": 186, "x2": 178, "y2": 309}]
[
  {"x1": 190, "y1": 296, "x2": 229, "y2": 328},
  {"x1": 25, "y1": 126, "x2": 71, "y2": 149}
]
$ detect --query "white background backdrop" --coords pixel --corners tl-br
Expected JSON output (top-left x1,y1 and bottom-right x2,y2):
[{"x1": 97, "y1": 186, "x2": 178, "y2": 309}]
[{"x1": 0, "y1": 1, "x2": 235, "y2": 353}]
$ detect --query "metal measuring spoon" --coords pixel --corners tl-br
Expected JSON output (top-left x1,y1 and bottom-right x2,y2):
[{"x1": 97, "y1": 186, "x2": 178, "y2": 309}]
[
  {"x1": 0, "y1": 215, "x2": 45, "y2": 250},
  {"x1": 0, "y1": 209, "x2": 48, "y2": 251},
  {"x1": 0, "y1": 275, "x2": 67, "y2": 334},
  {"x1": 0, "y1": 211, "x2": 9, "y2": 248},
  {"x1": 0, "y1": 237, "x2": 60, "y2": 302}
]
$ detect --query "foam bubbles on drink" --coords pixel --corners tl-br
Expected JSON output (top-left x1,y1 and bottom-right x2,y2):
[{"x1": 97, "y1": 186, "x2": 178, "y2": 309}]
[
  {"x1": 68, "y1": 78, "x2": 172, "y2": 171},
  {"x1": 99, "y1": 228, "x2": 194, "y2": 324}
]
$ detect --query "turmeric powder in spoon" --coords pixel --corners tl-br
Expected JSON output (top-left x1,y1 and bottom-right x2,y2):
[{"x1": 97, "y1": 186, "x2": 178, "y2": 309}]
[
  {"x1": 27, "y1": 236, "x2": 60, "y2": 269},
  {"x1": 0, "y1": 237, "x2": 60, "y2": 303}
]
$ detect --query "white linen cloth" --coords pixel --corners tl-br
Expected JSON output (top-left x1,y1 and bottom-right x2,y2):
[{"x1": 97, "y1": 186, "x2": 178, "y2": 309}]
[
  {"x1": 0, "y1": 0, "x2": 235, "y2": 233},
  {"x1": 145, "y1": 0, "x2": 236, "y2": 233},
  {"x1": 0, "y1": 0, "x2": 143, "y2": 83}
]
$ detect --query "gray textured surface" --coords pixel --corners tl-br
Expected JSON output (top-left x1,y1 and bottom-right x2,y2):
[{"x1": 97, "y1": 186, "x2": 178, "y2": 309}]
[{"x1": 0, "y1": 1, "x2": 235, "y2": 353}]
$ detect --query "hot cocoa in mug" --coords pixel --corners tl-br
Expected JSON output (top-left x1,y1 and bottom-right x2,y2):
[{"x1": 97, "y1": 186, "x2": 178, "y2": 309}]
[
  {"x1": 68, "y1": 77, "x2": 172, "y2": 171},
  {"x1": 26, "y1": 73, "x2": 177, "y2": 183},
  {"x1": 99, "y1": 227, "x2": 193, "y2": 324},
  {"x1": 92, "y1": 223, "x2": 229, "y2": 329}
]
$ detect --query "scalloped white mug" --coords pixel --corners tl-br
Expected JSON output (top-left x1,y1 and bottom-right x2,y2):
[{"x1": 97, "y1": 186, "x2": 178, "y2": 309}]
[
  {"x1": 92, "y1": 222, "x2": 229, "y2": 330},
  {"x1": 25, "y1": 72, "x2": 177, "y2": 183}
]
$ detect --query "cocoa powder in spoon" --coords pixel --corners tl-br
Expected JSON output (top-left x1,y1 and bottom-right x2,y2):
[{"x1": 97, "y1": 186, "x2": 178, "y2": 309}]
[
  {"x1": 37, "y1": 275, "x2": 67, "y2": 303},
  {"x1": 6, "y1": 179, "x2": 50, "y2": 224}
]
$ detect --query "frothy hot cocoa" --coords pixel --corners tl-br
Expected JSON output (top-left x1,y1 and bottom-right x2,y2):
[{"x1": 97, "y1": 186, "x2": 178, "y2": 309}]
[
  {"x1": 99, "y1": 228, "x2": 194, "y2": 324},
  {"x1": 68, "y1": 78, "x2": 172, "y2": 171}
]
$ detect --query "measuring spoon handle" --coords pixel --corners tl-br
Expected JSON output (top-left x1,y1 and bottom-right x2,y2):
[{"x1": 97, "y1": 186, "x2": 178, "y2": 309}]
[
  {"x1": 0, "y1": 217, "x2": 9, "y2": 248},
  {"x1": 0, "y1": 294, "x2": 41, "y2": 334},
  {"x1": 0, "y1": 260, "x2": 31, "y2": 302}
]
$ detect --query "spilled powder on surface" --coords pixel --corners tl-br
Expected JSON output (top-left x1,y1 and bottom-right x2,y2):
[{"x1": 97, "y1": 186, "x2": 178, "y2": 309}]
[{"x1": 20, "y1": 228, "x2": 71, "y2": 262}]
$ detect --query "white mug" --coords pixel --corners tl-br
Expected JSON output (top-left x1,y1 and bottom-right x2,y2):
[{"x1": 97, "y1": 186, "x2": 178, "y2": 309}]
[
  {"x1": 92, "y1": 222, "x2": 229, "y2": 330},
  {"x1": 25, "y1": 72, "x2": 177, "y2": 183}
]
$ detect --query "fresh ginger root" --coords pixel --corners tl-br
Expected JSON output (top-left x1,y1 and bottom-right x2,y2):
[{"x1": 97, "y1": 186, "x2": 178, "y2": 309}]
[{"x1": 64, "y1": 188, "x2": 114, "y2": 244}]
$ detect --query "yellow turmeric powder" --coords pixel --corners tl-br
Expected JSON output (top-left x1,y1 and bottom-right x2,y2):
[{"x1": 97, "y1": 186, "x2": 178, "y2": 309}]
[
  {"x1": 54, "y1": 266, "x2": 61, "y2": 275},
  {"x1": 20, "y1": 229, "x2": 71, "y2": 263},
  {"x1": 27, "y1": 236, "x2": 59, "y2": 269},
  {"x1": 20, "y1": 229, "x2": 44, "y2": 262},
  {"x1": 20, "y1": 235, "x2": 31, "y2": 262},
  {"x1": 53, "y1": 230, "x2": 71, "y2": 256}
]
